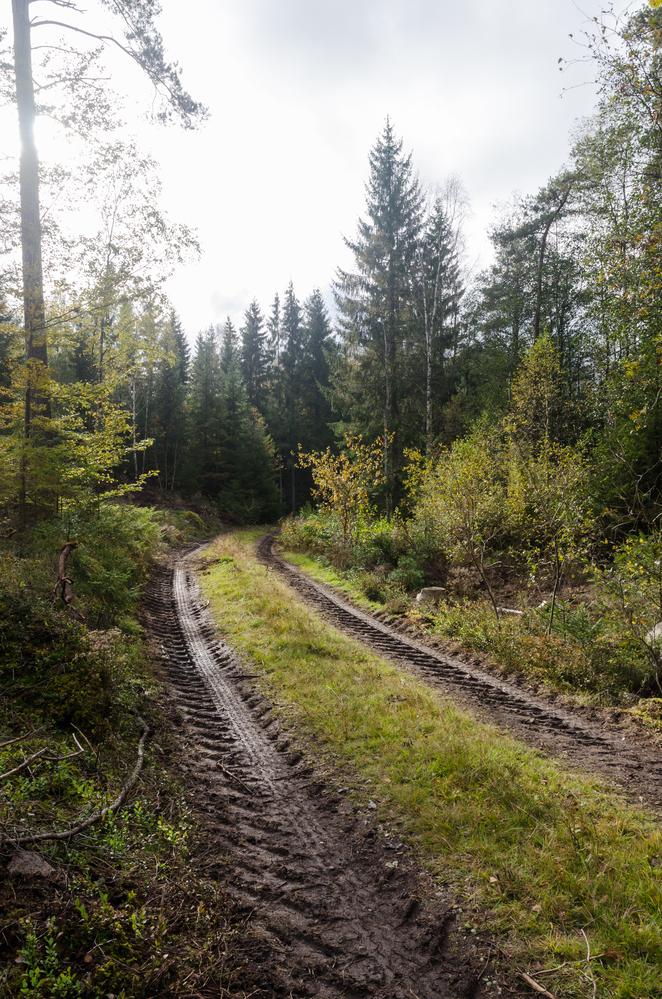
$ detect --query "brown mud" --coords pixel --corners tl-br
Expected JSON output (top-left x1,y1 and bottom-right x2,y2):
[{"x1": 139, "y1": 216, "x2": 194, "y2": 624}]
[
  {"x1": 258, "y1": 535, "x2": 662, "y2": 815},
  {"x1": 143, "y1": 550, "x2": 495, "y2": 999}
]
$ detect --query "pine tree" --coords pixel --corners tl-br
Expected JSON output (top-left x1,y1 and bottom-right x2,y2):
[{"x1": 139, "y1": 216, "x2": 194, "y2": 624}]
[
  {"x1": 240, "y1": 299, "x2": 268, "y2": 411},
  {"x1": 267, "y1": 293, "x2": 282, "y2": 369},
  {"x1": 187, "y1": 326, "x2": 222, "y2": 496},
  {"x1": 335, "y1": 118, "x2": 423, "y2": 510},
  {"x1": 410, "y1": 195, "x2": 465, "y2": 447},
  {"x1": 300, "y1": 289, "x2": 334, "y2": 451},
  {"x1": 280, "y1": 282, "x2": 305, "y2": 511},
  {"x1": 152, "y1": 312, "x2": 190, "y2": 493},
  {"x1": 217, "y1": 324, "x2": 278, "y2": 522}
]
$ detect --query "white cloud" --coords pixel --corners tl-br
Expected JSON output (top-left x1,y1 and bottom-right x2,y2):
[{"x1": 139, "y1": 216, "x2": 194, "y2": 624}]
[{"x1": 3, "y1": 0, "x2": 632, "y2": 335}]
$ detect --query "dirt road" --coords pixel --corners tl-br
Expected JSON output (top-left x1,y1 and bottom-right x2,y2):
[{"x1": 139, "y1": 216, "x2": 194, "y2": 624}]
[
  {"x1": 258, "y1": 535, "x2": 662, "y2": 814},
  {"x1": 144, "y1": 550, "x2": 491, "y2": 998}
]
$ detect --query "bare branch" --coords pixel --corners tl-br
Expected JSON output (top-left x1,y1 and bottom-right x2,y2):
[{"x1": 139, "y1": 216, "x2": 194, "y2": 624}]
[
  {"x1": 3, "y1": 718, "x2": 150, "y2": 845},
  {"x1": 0, "y1": 728, "x2": 45, "y2": 750},
  {"x1": 0, "y1": 747, "x2": 48, "y2": 782}
]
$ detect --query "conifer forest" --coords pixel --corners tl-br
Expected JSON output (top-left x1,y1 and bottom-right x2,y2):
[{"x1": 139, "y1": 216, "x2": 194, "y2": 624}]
[{"x1": 0, "y1": 3, "x2": 661, "y2": 998}]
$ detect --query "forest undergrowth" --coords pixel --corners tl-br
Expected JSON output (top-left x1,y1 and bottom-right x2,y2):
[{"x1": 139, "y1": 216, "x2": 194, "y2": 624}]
[
  {"x1": 282, "y1": 522, "x2": 662, "y2": 728},
  {"x1": 0, "y1": 504, "x2": 260, "y2": 998}
]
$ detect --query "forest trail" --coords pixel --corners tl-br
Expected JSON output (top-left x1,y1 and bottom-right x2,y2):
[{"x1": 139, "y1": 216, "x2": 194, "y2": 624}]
[
  {"x1": 143, "y1": 547, "x2": 492, "y2": 999},
  {"x1": 258, "y1": 535, "x2": 662, "y2": 815}
]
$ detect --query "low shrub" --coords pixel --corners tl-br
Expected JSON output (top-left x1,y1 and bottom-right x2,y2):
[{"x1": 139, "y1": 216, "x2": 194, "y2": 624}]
[
  {"x1": 0, "y1": 586, "x2": 136, "y2": 729},
  {"x1": 282, "y1": 510, "x2": 432, "y2": 594},
  {"x1": 429, "y1": 598, "x2": 654, "y2": 700}
]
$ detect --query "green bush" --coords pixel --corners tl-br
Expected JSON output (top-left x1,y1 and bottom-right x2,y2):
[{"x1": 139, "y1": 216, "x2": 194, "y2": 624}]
[
  {"x1": 23, "y1": 503, "x2": 160, "y2": 628},
  {"x1": 0, "y1": 501, "x2": 165, "y2": 727},
  {"x1": 0, "y1": 586, "x2": 118, "y2": 729},
  {"x1": 282, "y1": 510, "x2": 431, "y2": 595},
  {"x1": 388, "y1": 554, "x2": 425, "y2": 593}
]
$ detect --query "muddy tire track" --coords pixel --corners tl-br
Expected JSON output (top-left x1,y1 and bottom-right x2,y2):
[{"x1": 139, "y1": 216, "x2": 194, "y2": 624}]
[
  {"x1": 144, "y1": 552, "x2": 490, "y2": 999},
  {"x1": 258, "y1": 535, "x2": 662, "y2": 814}
]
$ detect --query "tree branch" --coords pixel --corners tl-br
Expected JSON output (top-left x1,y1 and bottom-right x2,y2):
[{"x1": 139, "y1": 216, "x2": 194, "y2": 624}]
[
  {"x1": 0, "y1": 747, "x2": 48, "y2": 782},
  {"x1": 31, "y1": 18, "x2": 188, "y2": 112},
  {"x1": 3, "y1": 718, "x2": 150, "y2": 845}
]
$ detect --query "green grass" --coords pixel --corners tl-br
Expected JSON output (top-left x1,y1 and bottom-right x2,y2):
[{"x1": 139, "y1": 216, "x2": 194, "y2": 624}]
[
  {"x1": 281, "y1": 547, "x2": 385, "y2": 611},
  {"x1": 200, "y1": 529, "x2": 662, "y2": 999},
  {"x1": 282, "y1": 544, "x2": 658, "y2": 708}
]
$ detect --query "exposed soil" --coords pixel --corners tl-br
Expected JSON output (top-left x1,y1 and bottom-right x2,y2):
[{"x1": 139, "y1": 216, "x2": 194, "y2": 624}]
[
  {"x1": 259, "y1": 535, "x2": 662, "y2": 815},
  {"x1": 143, "y1": 549, "x2": 495, "y2": 998}
]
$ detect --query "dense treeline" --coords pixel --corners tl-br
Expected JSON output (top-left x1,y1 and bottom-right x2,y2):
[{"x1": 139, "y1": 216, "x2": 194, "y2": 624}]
[
  {"x1": 280, "y1": 3, "x2": 662, "y2": 705},
  {"x1": 326, "y1": 4, "x2": 660, "y2": 530},
  {"x1": 0, "y1": 3, "x2": 659, "y2": 551}
]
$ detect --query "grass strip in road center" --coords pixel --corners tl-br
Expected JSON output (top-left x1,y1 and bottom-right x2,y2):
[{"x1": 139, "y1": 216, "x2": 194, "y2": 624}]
[{"x1": 199, "y1": 529, "x2": 661, "y2": 999}]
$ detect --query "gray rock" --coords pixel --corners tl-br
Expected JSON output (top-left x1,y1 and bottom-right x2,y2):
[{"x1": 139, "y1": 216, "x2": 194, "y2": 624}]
[
  {"x1": 415, "y1": 587, "x2": 447, "y2": 606},
  {"x1": 7, "y1": 849, "x2": 58, "y2": 881}
]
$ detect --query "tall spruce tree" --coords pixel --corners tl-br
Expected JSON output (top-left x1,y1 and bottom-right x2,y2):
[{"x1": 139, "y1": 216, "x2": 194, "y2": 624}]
[
  {"x1": 267, "y1": 293, "x2": 282, "y2": 369},
  {"x1": 152, "y1": 312, "x2": 189, "y2": 493},
  {"x1": 413, "y1": 195, "x2": 464, "y2": 447},
  {"x1": 217, "y1": 321, "x2": 278, "y2": 521},
  {"x1": 300, "y1": 289, "x2": 335, "y2": 452},
  {"x1": 241, "y1": 299, "x2": 268, "y2": 411},
  {"x1": 335, "y1": 118, "x2": 423, "y2": 510},
  {"x1": 187, "y1": 326, "x2": 222, "y2": 496},
  {"x1": 280, "y1": 282, "x2": 305, "y2": 511}
]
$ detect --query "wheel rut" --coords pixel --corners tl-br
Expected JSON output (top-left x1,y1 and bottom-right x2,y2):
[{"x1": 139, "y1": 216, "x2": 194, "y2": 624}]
[
  {"x1": 258, "y1": 535, "x2": 662, "y2": 814},
  {"x1": 144, "y1": 551, "x2": 490, "y2": 999}
]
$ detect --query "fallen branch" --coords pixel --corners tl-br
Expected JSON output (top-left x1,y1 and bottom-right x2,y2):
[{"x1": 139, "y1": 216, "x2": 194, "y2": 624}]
[
  {"x1": 52, "y1": 540, "x2": 86, "y2": 622},
  {"x1": 0, "y1": 728, "x2": 45, "y2": 750},
  {"x1": 2, "y1": 718, "x2": 150, "y2": 846},
  {"x1": 1, "y1": 739, "x2": 85, "y2": 781},
  {"x1": 43, "y1": 747, "x2": 85, "y2": 763},
  {"x1": 0, "y1": 747, "x2": 49, "y2": 782},
  {"x1": 216, "y1": 760, "x2": 255, "y2": 796},
  {"x1": 520, "y1": 972, "x2": 558, "y2": 998}
]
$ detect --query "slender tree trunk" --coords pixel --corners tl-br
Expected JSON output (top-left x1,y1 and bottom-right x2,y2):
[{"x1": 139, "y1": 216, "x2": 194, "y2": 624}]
[
  {"x1": 141, "y1": 369, "x2": 152, "y2": 475},
  {"x1": 13, "y1": 0, "x2": 49, "y2": 525},
  {"x1": 425, "y1": 326, "x2": 432, "y2": 448},
  {"x1": 547, "y1": 540, "x2": 562, "y2": 636},
  {"x1": 533, "y1": 223, "x2": 551, "y2": 343},
  {"x1": 170, "y1": 441, "x2": 178, "y2": 493},
  {"x1": 473, "y1": 550, "x2": 500, "y2": 626},
  {"x1": 131, "y1": 378, "x2": 139, "y2": 480},
  {"x1": 383, "y1": 317, "x2": 395, "y2": 516},
  {"x1": 533, "y1": 185, "x2": 572, "y2": 341},
  {"x1": 421, "y1": 285, "x2": 432, "y2": 450},
  {"x1": 98, "y1": 314, "x2": 106, "y2": 383}
]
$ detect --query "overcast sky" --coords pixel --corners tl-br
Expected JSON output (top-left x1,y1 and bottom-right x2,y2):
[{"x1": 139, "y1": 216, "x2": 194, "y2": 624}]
[
  {"x1": 144, "y1": 0, "x2": 632, "y2": 334},
  {"x1": 4, "y1": 0, "x2": 632, "y2": 334}
]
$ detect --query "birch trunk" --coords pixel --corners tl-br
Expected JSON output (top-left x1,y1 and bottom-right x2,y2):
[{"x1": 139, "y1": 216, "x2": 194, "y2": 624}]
[{"x1": 12, "y1": 0, "x2": 49, "y2": 524}]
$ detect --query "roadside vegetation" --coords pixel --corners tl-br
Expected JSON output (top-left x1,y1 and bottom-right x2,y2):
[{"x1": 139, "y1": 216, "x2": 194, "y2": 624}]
[
  {"x1": 281, "y1": 333, "x2": 662, "y2": 714},
  {"x1": 0, "y1": 9, "x2": 260, "y2": 990},
  {"x1": 201, "y1": 529, "x2": 662, "y2": 999},
  {"x1": 1, "y1": 0, "x2": 660, "y2": 994},
  {"x1": 0, "y1": 504, "x2": 264, "y2": 998}
]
